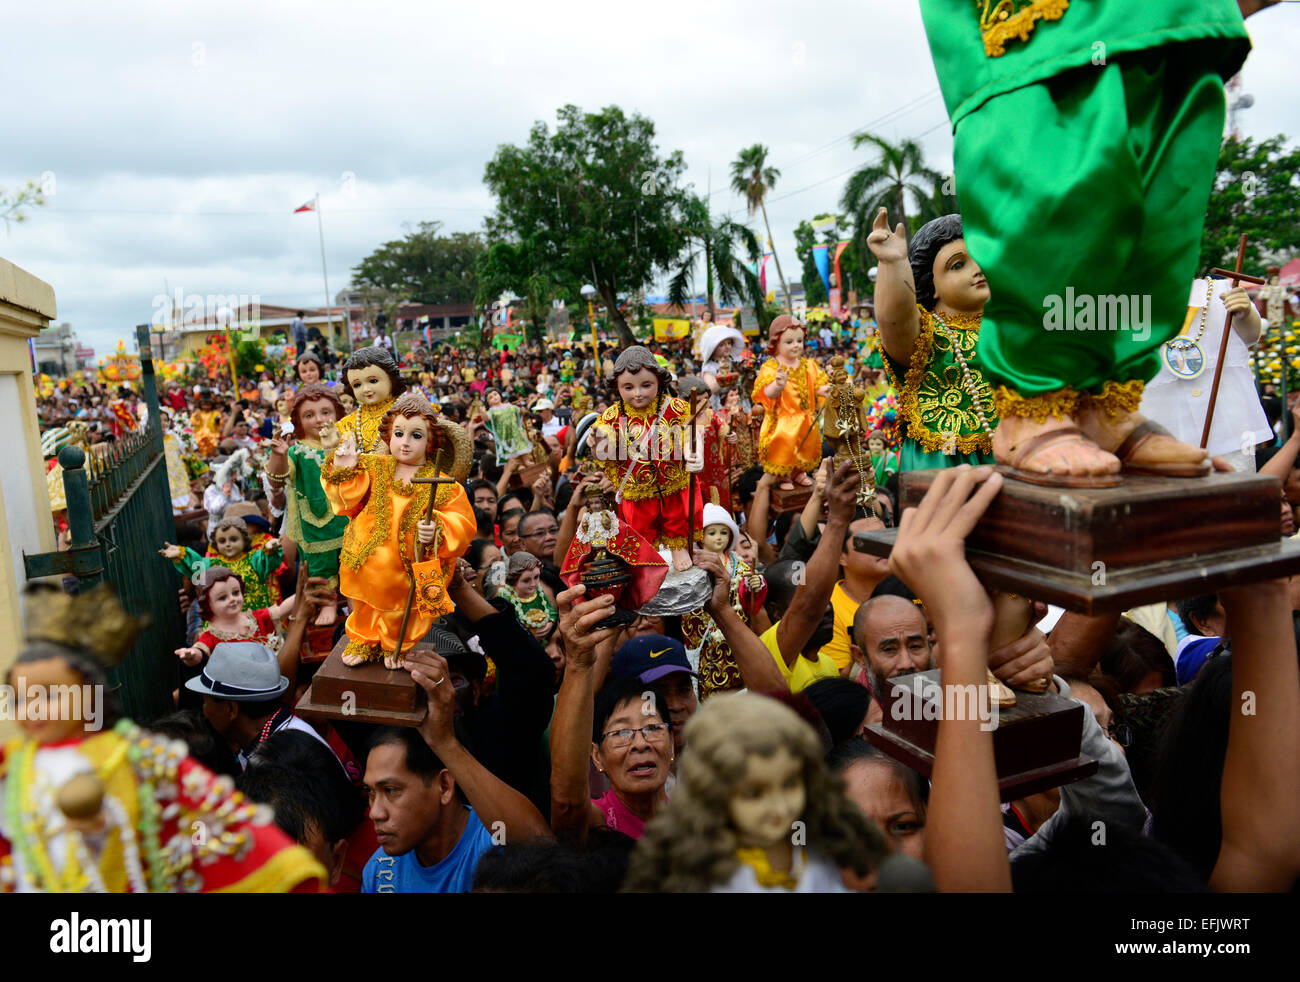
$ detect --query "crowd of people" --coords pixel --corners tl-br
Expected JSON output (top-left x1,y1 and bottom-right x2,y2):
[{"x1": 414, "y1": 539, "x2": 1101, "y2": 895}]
[{"x1": 16, "y1": 290, "x2": 1300, "y2": 894}]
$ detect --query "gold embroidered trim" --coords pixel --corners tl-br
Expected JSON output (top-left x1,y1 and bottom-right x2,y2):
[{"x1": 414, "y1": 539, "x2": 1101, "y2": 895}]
[
  {"x1": 344, "y1": 638, "x2": 380, "y2": 663},
  {"x1": 1086, "y1": 379, "x2": 1145, "y2": 418},
  {"x1": 341, "y1": 456, "x2": 393, "y2": 572},
  {"x1": 322, "y1": 453, "x2": 358, "y2": 484},
  {"x1": 978, "y1": 0, "x2": 1070, "y2": 58},
  {"x1": 992, "y1": 386, "x2": 1081, "y2": 422},
  {"x1": 893, "y1": 306, "x2": 995, "y2": 456}
]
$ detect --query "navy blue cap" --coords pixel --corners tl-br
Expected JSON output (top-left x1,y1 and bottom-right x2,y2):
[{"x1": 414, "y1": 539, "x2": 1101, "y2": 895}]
[{"x1": 610, "y1": 634, "x2": 698, "y2": 684}]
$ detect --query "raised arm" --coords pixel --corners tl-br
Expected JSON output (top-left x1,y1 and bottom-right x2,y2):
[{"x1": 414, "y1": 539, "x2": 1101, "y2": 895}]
[
  {"x1": 549, "y1": 584, "x2": 619, "y2": 845},
  {"x1": 866, "y1": 208, "x2": 922, "y2": 366},
  {"x1": 890, "y1": 465, "x2": 1010, "y2": 892},
  {"x1": 406, "y1": 647, "x2": 553, "y2": 843},
  {"x1": 1260, "y1": 404, "x2": 1300, "y2": 482},
  {"x1": 746, "y1": 471, "x2": 779, "y2": 567},
  {"x1": 1210, "y1": 578, "x2": 1300, "y2": 891},
  {"x1": 774, "y1": 458, "x2": 857, "y2": 664}
]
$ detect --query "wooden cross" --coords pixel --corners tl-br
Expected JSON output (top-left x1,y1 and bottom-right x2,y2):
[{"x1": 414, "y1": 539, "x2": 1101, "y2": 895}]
[
  {"x1": 393, "y1": 450, "x2": 457, "y2": 663},
  {"x1": 1200, "y1": 233, "x2": 1267, "y2": 449}
]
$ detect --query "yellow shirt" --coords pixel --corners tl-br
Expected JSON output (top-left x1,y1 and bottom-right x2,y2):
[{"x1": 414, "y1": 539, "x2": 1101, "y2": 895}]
[
  {"x1": 761, "y1": 621, "x2": 840, "y2": 694},
  {"x1": 820, "y1": 581, "x2": 861, "y2": 671}
]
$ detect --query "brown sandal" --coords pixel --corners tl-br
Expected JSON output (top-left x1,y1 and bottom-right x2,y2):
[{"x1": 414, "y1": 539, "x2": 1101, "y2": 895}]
[
  {"x1": 997, "y1": 425, "x2": 1124, "y2": 489},
  {"x1": 1114, "y1": 420, "x2": 1211, "y2": 478}
]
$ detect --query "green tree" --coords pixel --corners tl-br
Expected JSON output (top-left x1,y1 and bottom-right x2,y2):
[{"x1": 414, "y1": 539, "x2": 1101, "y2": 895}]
[
  {"x1": 666, "y1": 193, "x2": 765, "y2": 323},
  {"x1": 482, "y1": 104, "x2": 691, "y2": 345},
  {"x1": 352, "y1": 221, "x2": 485, "y2": 304},
  {"x1": 840, "y1": 134, "x2": 948, "y2": 249},
  {"x1": 1200, "y1": 134, "x2": 1300, "y2": 276},
  {"x1": 731, "y1": 144, "x2": 792, "y2": 313}
]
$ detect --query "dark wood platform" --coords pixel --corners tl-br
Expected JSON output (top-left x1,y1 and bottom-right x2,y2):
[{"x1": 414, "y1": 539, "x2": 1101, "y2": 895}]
[
  {"x1": 295, "y1": 638, "x2": 428, "y2": 727},
  {"x1": 770, "y1": 484, "x2": 812, "y2": 514},
  {"x1": 863, "y1": 669, "x2": 1097, "y2": 802},
  {"x1": 854, "y1": 470, "x2": 1300, "y2": 614}
]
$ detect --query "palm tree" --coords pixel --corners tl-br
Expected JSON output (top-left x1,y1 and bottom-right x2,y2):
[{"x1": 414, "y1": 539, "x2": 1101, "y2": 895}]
[
  {"x1": 840, "y1": 134, "x2": 948, "y2": 249},
  {"x1": 731, "y1": 144, "x2": 793, "y2": 313},
  {"x1": 667, "y1": 194, "x2": 765, "y2": 323}
]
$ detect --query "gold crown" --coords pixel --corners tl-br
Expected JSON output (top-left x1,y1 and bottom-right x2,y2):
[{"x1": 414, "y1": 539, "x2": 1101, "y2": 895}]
[{"x1": 23, "y1": 583, "x2": 148, "y2": 667}]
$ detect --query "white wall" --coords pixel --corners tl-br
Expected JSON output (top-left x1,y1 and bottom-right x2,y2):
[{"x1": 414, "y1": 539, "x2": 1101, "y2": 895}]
[{"x1": 0, "y1": 373, "x2": 48, "y2": 592}]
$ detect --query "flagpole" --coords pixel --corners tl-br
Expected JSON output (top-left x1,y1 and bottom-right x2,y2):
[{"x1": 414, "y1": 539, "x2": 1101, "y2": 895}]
[{"x1": 314, "y1": 192, "x2": 346, "y2": 354}]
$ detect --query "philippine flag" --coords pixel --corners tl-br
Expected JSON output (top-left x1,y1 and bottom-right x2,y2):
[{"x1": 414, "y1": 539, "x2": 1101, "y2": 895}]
[{"x1": 293, "y1": 199, "x2": 315, "y2": 213}]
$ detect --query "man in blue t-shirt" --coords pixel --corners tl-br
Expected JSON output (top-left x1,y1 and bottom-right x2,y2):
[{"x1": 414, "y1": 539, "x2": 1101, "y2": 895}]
[
  {"x1": 361, "y1": 728, "x2": 495, "y2": 893},
  {"x1": 360, "y1": 644, "x2": 554, "y2": 893}
]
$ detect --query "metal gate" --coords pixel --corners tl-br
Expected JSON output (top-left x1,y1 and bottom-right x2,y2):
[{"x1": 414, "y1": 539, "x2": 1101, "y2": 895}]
[{"x1": 25, "y1": 324, "x2": 185, "y2": 723}]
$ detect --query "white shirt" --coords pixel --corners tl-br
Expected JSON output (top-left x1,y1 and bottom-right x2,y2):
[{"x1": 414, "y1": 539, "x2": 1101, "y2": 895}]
[{"x1": 1140, "y1": 278, "x2": 1271, "y2": 458}]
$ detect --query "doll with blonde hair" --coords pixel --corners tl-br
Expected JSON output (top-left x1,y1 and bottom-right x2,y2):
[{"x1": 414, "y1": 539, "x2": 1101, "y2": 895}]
[{"x1": 624, "y1": 691, "x2": 886, "y2": 892}]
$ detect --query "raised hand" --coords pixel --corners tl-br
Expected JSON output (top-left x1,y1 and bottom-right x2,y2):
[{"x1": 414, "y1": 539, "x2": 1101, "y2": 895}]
[
  {"x1": 866, "y1": 207, "x2": 908, "y2": 264},
  {"x1": 269, "y1": 436, "x2": 289, "y2": 456},
  {"x1": 332, "y1": 431, "x2": 359, "y2": 469},
  {"x1": 693, "y1": 549, "x2": 732, "y2": 614},
  {"x1": 556, "y1": 583, "x2": 617, "y2": 670},
  {"x1": 158, "y1": 542, "x2": 183, "y2": 561},
  {"x1": 405, "y1": 648, "x2": 457, "y2": 751},
  {"x1": 175, "y1": 646, "x2": 204, "y2": 667},
  {"x1": 889, "y1": 465, "x2": 1002, "y2": 642},
  {"x1": 318, "y1": 422, "x2": 341, "y2": 454}
]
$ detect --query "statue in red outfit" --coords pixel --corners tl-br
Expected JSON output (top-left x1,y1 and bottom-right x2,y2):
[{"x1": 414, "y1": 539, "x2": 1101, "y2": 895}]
[
  {"x1": 589, "y1": 346, "x2": 705, "y2": 571},
  {"x1": 560, "y1": 484, "x2": 669, "y2": 628}
]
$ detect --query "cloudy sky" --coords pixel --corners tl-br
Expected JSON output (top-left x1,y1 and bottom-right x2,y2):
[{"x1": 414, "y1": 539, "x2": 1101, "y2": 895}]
[{"x1": 3, "y1": 0, "x2": 1297, "y2": 359}]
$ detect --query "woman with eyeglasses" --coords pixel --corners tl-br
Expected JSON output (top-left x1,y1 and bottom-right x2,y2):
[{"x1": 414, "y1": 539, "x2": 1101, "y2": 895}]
[{"x1": 550, "y1": 588, "x2": 672, "y2": 844}]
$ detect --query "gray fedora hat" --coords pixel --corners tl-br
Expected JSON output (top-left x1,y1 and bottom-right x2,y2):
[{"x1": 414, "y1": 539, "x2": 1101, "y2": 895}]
[{"x1": 185, "y1": 641, "x2": 290, "y2": 701}]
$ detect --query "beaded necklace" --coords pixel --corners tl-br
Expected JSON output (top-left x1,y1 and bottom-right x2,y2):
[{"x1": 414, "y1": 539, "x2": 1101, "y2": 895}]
[{"x1": 931, "y1": 311, "x2": 995, "y2": 441}]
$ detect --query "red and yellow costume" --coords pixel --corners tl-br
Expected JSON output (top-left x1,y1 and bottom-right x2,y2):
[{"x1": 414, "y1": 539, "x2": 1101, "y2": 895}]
[
  {"x1": 0, "y1": 720, "x2": 323, "y2": 893},
  {"x1": 752, "y1": 358, "x2": 829, "y2": 476},
  {"x1": 323, "y1": 452, "x2": 475, "y2": 661},
  {"x1": 591, "y1": 397, "x2": 703, "y2": 551},
  {"x1": 682, "y1": 553, "x2": 766, "y2": 699},
  {"x1": 696, "y1": 409, "x2": 732, "y2": 513},
  {"x1": 559, "y1": 509, "x2": 669, "y2": 609}
]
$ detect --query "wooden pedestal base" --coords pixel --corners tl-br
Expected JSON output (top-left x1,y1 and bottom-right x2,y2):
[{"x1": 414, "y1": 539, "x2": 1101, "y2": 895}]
[
  {"x1": 854, "y1": 470, "x2": 1300, "y2": 614},
  {"x1": 770, "y1": 484, "x2": 812, "y2": 514},
  {"x1": 510, "y1": 461, "x2": 550, "y2": 490},
  {"x1": 295, "y1": 638, "x2": 428, "y2": 727},
  {"x1": 863, "y1": 669, "x2": 1097, "y2": 802}
]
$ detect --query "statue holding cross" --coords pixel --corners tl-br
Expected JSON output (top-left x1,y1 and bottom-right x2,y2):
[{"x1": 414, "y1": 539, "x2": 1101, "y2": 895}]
[{"x1": 321, "y1": 391, "x2": 476, "y2": 669}]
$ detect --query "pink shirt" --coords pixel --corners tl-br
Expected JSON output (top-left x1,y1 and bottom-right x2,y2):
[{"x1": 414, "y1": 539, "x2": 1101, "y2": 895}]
[{"x1": 592, "y1": 790, "x2": 656, "y2": 840}]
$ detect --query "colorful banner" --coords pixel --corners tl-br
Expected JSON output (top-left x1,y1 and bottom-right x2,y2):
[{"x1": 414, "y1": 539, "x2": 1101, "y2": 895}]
[
  {"x1": 653, "y1": 318, "x2": 691, "y2": 342},
  {"x1": 830, "y1": 288, "x2": 842, "y2": 316},
  {"x1": 833, "y1": 240, "x2": 850, "y2": 293},
  {"x1": 813, "y1": 244, "x2": 831, "y2": 294},
  {"x1": 759, "y1": 254, "x2": 772, "y2": 297}
]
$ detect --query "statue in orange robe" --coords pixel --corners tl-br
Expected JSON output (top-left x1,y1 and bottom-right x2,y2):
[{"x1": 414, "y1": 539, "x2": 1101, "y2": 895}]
[
  {"x1": 322, "y1": 392, "x2": 475, "y2": 668},
  {"x1": 752, "y1": 315, "x2": 830, "y2": 490}
]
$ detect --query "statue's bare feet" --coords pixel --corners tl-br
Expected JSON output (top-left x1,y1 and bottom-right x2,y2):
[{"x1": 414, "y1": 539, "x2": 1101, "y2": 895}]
[
  {"x1": 671, "y1": 548, "x2": 693, "y2": 572},
  {"x1": 794, "y1": 471, "x2": 814, "y2": 487},
  {"x1": 1077, "y1": 403, "x2": 1210, "y2": 477},
  {"x1": 778, "y1": 480, "x2": 796, "y2": 492},
  {"x1": 341, "y1": 642, "x2": 373, "y2": 667},
  {"x1": 384, "y1": 650, "x2": 404, "y2": 670},
  {"x1": 313, "y1": 604, "x2": 337, "y2": 628},
  {"x1": 993, "y1": 415, "x2": 1121, "y2": 488}
]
